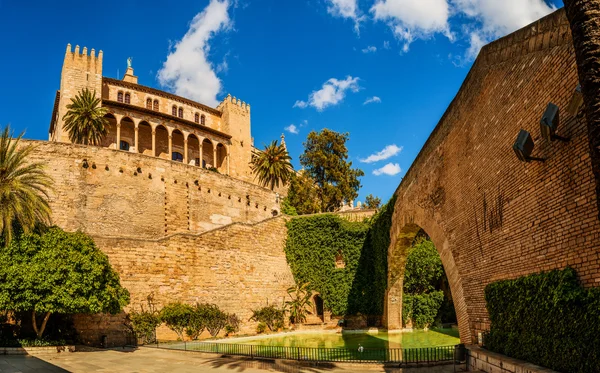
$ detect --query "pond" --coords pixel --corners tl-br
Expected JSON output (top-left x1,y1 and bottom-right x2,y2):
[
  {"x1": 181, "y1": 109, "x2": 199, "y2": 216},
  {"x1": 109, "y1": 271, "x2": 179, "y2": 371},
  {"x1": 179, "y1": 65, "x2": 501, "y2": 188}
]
[{"x1": 221, "y1": 328, "x2": 459, "y2": 349}]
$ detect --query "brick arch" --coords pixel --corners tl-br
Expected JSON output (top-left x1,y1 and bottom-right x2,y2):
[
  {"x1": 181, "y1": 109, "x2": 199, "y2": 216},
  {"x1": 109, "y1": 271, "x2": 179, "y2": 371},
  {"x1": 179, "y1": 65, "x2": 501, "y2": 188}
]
[{"x1": 385, "y1": 203, "x2": 472, "y2": 344}]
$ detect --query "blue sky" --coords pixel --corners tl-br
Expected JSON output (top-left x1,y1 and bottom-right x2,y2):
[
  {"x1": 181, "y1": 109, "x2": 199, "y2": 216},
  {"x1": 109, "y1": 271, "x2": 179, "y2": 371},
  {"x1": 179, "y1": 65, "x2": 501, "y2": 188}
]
[{"x1": 0, "y1": 0, "x2": 562, "y2": 203}]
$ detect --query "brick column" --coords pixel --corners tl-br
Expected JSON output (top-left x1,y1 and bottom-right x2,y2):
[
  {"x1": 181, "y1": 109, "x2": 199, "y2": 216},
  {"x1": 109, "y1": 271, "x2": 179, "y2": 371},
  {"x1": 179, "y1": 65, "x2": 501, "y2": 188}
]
[
  {"x1": 199, "y1": 143, "x2": 203, "y2": 168},
  {"x1": 168, "y1": 135, "x2": 173, "y2": 161},
  {"x1": 151, "y1": 130, "x2": 156, "y2": 157},
  {"x1": 134, "y1": 127, "x2": 139, "y2": 153},
  {"x1": 116, "y1": 124, "x2": 121, "y2": 150},
  {"x1": 227, "y1": 150, "x2": 230, "y2": 175},
  {"x1": 184, "y1": 139, "x2": 188, "y2": 164},
  {"x1": 213, "y1": 148, "x2": 218, "y2": 169}
]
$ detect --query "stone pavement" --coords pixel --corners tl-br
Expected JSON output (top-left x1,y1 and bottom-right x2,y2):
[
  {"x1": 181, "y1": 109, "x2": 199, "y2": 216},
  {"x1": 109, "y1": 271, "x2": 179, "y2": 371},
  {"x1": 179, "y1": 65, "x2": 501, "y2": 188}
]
[{"x1": 0, "y1": 347, "x2": 476, "y2": 373}]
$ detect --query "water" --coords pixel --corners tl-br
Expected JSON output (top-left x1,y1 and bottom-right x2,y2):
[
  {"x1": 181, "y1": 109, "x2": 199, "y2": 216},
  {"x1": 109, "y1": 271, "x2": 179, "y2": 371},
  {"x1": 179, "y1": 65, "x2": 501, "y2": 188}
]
[{"x1": 225, "y1": 328, "x2": 459, "y2": 349}]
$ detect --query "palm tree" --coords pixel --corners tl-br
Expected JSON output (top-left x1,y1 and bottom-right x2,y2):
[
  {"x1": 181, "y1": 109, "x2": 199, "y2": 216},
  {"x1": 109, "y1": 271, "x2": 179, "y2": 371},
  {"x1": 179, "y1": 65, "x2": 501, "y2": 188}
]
[
  {"x1": 63, "y1": 88, "x2": 109, "y2": 145},
  {"x1": 563, "y1": 1, "x2": 600, "y2": 219},
  {"x1": 285, "y1": 282, "x2": 313, "y2": 325},
  {"x1": 250, "y1": 140, "x2": 294, "y2": 190},
  {"x1": 0, "y1": 125, "x2": 53, "y2": 245}
]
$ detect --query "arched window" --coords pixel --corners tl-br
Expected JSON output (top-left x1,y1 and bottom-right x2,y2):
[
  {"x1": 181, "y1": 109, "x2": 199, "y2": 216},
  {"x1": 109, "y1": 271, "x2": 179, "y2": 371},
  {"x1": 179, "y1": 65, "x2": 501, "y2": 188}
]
[
  {"x1": 172, "y1": 105, "x2": 177, "y2": 116},
  {"x1": 124, "y1": 93, "x2": 131, "y2": 104},
  {"x1": 117, "y1": 91, "x2": 123, "y2": 103},
  {"x1": 178, "y1": 107, "x2": 183, "y2": 118},
  {"x1": 172, "y1": 152, "x2": 183, "y2": 162},
  {"x1": 153, "y1": 99, "x2": 159, "y2": 111},
  {"x1": 120, "y1": 141, "x2": 130, "y2": 151},
  {"x1": 146, "y1": 98, "x2": 152, "y2": 109},
  {"x1": 200, "y1": 115, "x2": 206, "y2": 125},
  {"x1": 194, "y1": 113, "x2": 199, "y2": 124}
]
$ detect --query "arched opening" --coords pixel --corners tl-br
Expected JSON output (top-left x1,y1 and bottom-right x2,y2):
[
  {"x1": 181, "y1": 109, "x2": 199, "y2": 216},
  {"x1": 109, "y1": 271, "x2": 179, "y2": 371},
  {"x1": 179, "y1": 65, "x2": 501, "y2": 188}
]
[
  {"x1": 171, "y1": 129, "x2": 185, "y2": 162},
  {"x1": 216, "y1": 143, "x2": 226, "y2": 172},
  {"x1": 386, "y1": 219, "x2": 471, "y2": 344},
  {"x1": 124, "y1": 93, "x2": 131, "y2": 104},
  {"x1": 314, "y1": 295, "x2": 324, "y2": 322},
  {"x1": 178, "y1": 107, "x2": 183, "y2": 119},
  {"x1": 187, "y1": 134, "x2": 200, "y2": 166},
  {"x1": 200, "y1": 115, "x2": 206, "y2": 126},
  {"x1": 146, "y1": 98, "x2": 152, "y2": 109},
  {"x1": 155, "y1": 125, "x2": 169, "y2": 160},
  {"x1": 202, "y1": 138, "x2": 214, "y2": 169},
  {"x1": 153, "y1": 99, "x2": 159, "y2": 111},
  {"x1": 138, "y1": 121, "x2": 152, "y2": 155},
  {"x1": 194, "y1": 113, "x2": 199, "y2": 124},
  {"x1": 119, "y1": 117, "x2": 135, "y2": 152},
  {"x1": 117, "y1": 91, "x2": 123, "y2": 103},
  {"x1": 171, "y1": 105, "x2": 177, "y2": 116},
  {"x1": 100, "y1": 113, "x2": 118, "y2": 149}
]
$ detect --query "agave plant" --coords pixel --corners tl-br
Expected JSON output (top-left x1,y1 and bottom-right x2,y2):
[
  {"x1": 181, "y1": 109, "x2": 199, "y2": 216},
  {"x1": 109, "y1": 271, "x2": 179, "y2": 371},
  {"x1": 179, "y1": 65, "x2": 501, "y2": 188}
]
[
  {"x1": 250, "y1": 140, "x2": 294, "y2": 190},
  {"x1": 63, "y1": 88, "x2": 109, "y2": 145},
  {"x1": 285, "y1": 282, "x2": 313, "y2": 325},
  {"x1": 0, "y1": 125, "x2": 53, "y2": 245}
]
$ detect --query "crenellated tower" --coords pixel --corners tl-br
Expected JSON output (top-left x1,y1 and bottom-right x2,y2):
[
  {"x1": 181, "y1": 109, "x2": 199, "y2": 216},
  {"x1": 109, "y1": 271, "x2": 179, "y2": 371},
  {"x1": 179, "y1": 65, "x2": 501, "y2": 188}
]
[
  {"x1": 51, "y1": 44, "x2": 103, "y2": 142},
  {"x1": 217, "y1": 94, "x2": 253, "y2": 181}
]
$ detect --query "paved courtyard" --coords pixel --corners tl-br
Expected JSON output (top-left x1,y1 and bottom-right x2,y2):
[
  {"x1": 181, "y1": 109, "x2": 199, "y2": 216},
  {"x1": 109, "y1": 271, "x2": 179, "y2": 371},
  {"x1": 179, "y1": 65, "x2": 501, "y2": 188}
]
[{"x1": 0, "y1": 347, "x2": 473, "y2": 373}]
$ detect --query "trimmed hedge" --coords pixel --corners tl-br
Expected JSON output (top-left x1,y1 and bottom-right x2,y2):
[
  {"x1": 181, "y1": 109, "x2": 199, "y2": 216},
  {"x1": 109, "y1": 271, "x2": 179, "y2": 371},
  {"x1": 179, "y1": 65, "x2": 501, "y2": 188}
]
[{"x1": 484, "y1": 267, "x2": 600, "y2": 373}]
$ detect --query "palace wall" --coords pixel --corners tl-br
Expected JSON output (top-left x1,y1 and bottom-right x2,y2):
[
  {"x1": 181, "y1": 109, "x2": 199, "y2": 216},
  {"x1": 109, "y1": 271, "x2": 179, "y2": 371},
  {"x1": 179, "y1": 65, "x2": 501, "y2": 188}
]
[{"x1": 24, "y1": 140, "x2": 280, "y2": 238}]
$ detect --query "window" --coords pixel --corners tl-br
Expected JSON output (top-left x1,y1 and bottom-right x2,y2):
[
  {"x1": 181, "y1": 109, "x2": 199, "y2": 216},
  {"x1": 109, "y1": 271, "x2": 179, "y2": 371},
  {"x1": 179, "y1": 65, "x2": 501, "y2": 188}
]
[
  {"x1": 172, "y1": 106, "x2": 177, "y2": 116},
  {"x1": 117, "y1": 92, "x2": 123, "y2": 103},
  {"x1": 172, "y1": 152, "x2": 183, "y2": 162},
  {"x1": 153, "y1": 100, "x2": 159, "y2": 111},
  {"x1": 178, "y1": 107, "x2": 183, "y2": 118},
  {"x1": 201, "y1": 115, "x2": 206, "y2": 125},
  {"x1": 146, "y1": 98, "x2": 152, "y2": 109},
  {"x1": 120, "y1": 141, "x2": 130, "y2": 151},
  {"x1": 124, "y1": 93, "x2": 131, "y2": 104},
  {"x1": 194, "y1": 113, "x2": 199, "y2": 124}
]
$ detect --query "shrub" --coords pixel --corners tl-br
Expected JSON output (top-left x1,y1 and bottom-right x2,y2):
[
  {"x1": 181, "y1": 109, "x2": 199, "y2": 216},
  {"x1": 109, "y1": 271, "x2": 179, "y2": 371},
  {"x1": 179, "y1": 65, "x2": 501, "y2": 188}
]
[
  {"x1": 130, "y1": 311, "x2": 160, "y2": 344},
  {"x1": 403, "y1": 292, "x2": 444, "y2": 329},
  {"x1": 204, "y1": 304, "x2": 228, "y2": 337},
  {"x1": 225, "y1": 314, "x2": 241, "y2": 335},
  {"x1": 160, "y1": 303, "x2": 193, "y2": 340},
  {"x1": 484, "y1": 267, "x2": 600, "y2": 373},
  {"x1": 250, "y1": 305, "x2": 285, "y2": 331},
  {"x1": 185, "y1": 303, "x2": 210, "y2": 340},
  {"x1": 256, "y1": 322, "x2": 267, "y2": 334}
]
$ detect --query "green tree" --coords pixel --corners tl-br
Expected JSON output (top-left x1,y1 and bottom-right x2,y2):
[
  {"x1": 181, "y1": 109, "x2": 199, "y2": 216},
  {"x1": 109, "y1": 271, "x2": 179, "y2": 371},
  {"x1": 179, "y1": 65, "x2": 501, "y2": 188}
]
[
  {"x1": 299, "y1": 129, "x2": 364, "y2": 212},
  {"x1": 563, "y1": 0, "x2": 600, "y2": 219},
  {"x1": 364, "y1": 194, "x2": 381, "y2": 210},
  {"x1": 0, "y1": 125, "x2": 53, "y2": 246},
  {"x1": 403, "y1": 239, "x2": 444, "y2": 294},
  {"x1": 160, "y1": 302, "x2": 193, "y2": 340},
  {"x1": 250, "y1": 140, "x2": 294, "y2": 190},
  {"x1": 63, "y1": 88, "x2": 109, "y2": 145},
  {"x1": 286, "y1": 173, "x2": 320, "y2": 215},
  {"x1": 0, "y1": 227, "x2": 130, "y2": 338},
  {"x1": 249, "y1": 305, "x2": 285, "y2": 331},
  {"x1": 186, "y1": 303, "x2": 209, "y2": 340},
  {"x1": 284, "y1": 282, "x2": 313, "y2": 325},
  {"x1": 204, "y1": 304, "x2": 228, "y2": 337}
]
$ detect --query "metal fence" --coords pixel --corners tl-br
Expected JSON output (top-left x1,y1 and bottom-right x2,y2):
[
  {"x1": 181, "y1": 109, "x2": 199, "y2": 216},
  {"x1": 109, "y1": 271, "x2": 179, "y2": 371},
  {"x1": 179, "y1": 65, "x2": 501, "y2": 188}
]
[{"x1": 150, "y1": 340, "x2": 461, "y2": 365}]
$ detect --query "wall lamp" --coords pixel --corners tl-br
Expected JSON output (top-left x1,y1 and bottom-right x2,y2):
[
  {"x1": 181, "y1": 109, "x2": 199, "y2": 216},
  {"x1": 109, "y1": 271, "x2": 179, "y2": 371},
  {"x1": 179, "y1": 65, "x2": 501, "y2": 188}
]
[
  {"x1": 540, "y1": 102, "x2": 570, "y2": 142},
  {"x1": 513, "y1": 129, "x2": 545, "y2": 163},
  {"x1": 567, "y1": 84, "x2": 583, "y2": 116}
]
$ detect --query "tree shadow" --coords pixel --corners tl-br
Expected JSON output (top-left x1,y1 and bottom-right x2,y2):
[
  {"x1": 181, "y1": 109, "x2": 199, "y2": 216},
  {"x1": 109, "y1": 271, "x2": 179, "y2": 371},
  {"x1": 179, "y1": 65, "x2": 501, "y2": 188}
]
[
  {"x1": 206, "y1": 356, "x2": 337, "y2": 372},
  {"x1": 0, "y1": 355, "x2": 71, "y2": 372}
]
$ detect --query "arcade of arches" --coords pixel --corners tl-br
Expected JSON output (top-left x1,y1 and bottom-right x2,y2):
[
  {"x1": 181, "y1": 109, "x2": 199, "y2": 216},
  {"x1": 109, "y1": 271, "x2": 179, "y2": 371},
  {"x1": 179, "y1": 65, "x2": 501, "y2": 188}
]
[{"x1": 101, "y1": 113, "x2": 229, "y2": 173}]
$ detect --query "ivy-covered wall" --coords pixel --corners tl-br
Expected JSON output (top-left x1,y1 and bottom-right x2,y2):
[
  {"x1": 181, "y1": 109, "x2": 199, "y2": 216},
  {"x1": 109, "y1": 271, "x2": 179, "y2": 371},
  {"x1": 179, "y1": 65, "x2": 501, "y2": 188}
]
[{"x1": 284, "y1": 197, "x2": 395, "y2": 318}]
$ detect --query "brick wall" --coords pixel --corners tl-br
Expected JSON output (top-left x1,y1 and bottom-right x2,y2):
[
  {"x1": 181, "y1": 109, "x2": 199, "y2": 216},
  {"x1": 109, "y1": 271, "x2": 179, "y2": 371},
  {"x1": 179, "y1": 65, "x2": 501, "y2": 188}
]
[
  {"x1": 24, "y1": 140, "x2": 280, "y2": 238},
  {"x1": 73, "y1": 216, "x2": 294, "y2": 346},
  {"x1": 386, "y1": 9, "x2": 600, "y2": 345}
]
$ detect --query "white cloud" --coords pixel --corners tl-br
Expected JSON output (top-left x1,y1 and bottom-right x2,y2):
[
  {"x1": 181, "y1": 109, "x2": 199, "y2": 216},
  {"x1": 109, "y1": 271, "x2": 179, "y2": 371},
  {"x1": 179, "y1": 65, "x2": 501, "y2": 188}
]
[
  {"x1": 157, "y1": 0, "x2": 232, "y2": 107},
  {"x1": 363, "y1": 96, "x2": 382, "y2": 105},
  {"x1": 285, "y1": 124, "x2": 300, "y2": 134},
  {"x1": 294, "y1": 76, "x2": 360, "y2": 111},
  {"x1": 454, "y1": 0, "x2": 556, "y2": 60},
  {"x1": 371, "y1": 0, "x2": 453, "y2": 52},
  {"x1": 362, "y1": 46, "x2": 377, "y2": 53},
  {"x1": 383, "y1": 41, "x2": 391, "y2": 49},
  {"x1": 360, "y1": 144, "x2": 402, "y2": 163},
  {"x1": 373, "y1": 163, "x2": 402, "y2": 176},
  {"x1": 326, "y1": 0, "x2": 364, "y2": 33}
]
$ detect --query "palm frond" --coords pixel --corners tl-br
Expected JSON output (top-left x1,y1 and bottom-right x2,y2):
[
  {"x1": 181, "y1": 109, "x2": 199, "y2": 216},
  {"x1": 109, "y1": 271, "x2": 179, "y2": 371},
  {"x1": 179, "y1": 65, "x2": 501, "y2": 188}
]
[
  {"x1": 250, "y1": 140, "x2": 294, "y2": 190},
  {"x1": 63, "y1": 88, "x2": 109, "y2": 145}
]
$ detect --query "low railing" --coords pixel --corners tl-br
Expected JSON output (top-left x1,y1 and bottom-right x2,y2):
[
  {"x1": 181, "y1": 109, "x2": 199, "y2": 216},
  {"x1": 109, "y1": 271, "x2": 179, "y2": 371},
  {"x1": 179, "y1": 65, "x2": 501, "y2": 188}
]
[{"x1": 150, "y1": 340, "x2": 460, "y2": 365}]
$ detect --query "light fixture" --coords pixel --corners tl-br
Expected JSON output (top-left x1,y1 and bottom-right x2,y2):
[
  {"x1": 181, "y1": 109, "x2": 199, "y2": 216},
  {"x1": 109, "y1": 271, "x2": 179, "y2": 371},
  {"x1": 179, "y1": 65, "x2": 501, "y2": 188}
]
[
  {"x1": 513, "y1": 129, "x2": 545, "y2": 163},
  {"x1": 540, "y1": 102, "x2": 570, "y2": 142},
  {"x1": 567, "y1": 84, "x2": 583, "y2": 116}
]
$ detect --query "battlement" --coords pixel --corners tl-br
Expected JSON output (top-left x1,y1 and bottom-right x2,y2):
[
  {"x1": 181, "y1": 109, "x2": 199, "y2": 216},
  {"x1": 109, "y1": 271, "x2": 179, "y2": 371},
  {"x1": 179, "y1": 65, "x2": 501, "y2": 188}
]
[
  {"x1": 64, "y1": 43, "x2": 102, "y2": 67},
  {"x1": 218, "y1": 93, "x2": 250, "y2": 114}
]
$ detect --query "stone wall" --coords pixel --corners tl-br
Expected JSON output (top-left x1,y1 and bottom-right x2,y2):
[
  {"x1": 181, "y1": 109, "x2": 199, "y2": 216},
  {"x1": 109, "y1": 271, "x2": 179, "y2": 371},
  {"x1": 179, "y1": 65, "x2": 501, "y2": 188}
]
[
  {"x1": 73, "y1": 215, "x2": 294, "y2": 346},
  {"x1": 25, "y1": 140, "x2": 279, "y2": 238},
  {"x1": 467, "y1": 346, "x2": 560, "y2": 373},
  {"x1": 386, "y1": 9, "x2": 600, "y2": 345}
]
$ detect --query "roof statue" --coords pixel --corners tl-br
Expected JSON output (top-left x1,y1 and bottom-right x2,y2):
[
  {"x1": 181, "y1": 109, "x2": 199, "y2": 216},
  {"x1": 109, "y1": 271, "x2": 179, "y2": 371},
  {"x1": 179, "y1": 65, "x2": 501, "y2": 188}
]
[{"x1": 127, "y1": 57, "x2": 132, "y2": 68}]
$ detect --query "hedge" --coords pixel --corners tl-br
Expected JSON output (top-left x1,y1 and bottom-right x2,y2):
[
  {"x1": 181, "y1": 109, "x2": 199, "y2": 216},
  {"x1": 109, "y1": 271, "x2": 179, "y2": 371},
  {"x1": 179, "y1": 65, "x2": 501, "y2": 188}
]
[
  {"x1": 284, "y1": 196, "x2": 395, "y2": 318},
  {"x1": 484, "y1": 267, "x2": 600, "y2": 373}
]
